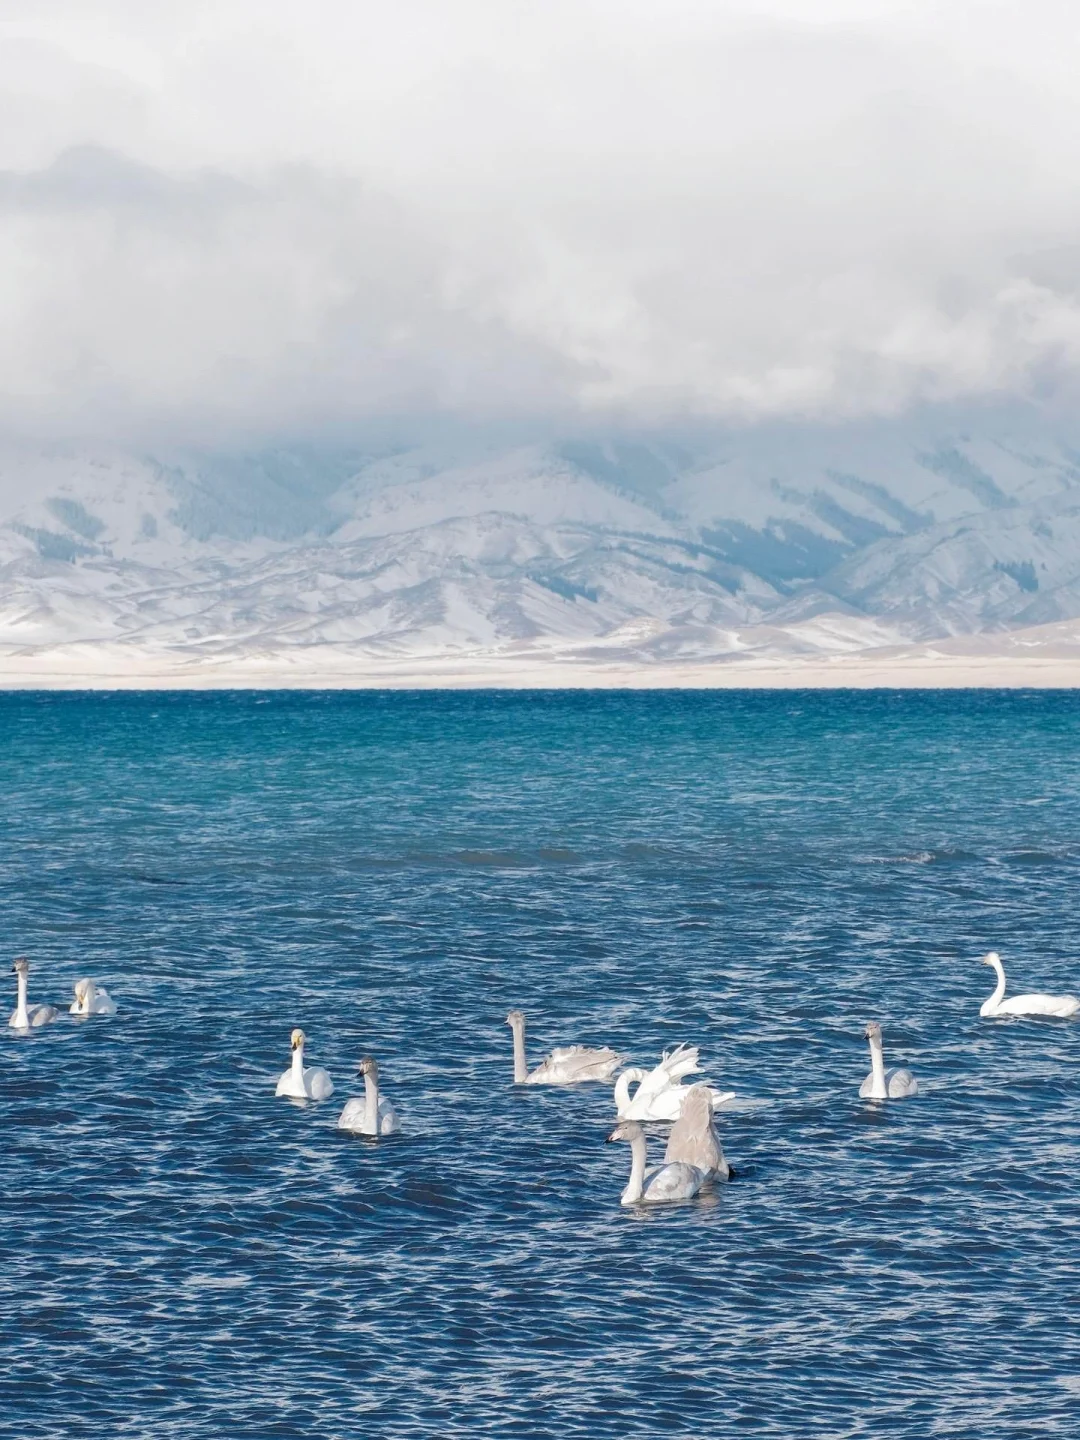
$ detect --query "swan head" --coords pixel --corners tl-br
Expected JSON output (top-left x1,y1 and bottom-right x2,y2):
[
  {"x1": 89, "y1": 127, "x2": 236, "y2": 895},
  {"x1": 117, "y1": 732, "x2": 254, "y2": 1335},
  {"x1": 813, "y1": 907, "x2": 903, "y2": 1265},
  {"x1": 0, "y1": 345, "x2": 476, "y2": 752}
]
[
  {"x1": 357, "y1": 1055, "x2": 378, "y2": 1080},
  {"x1": 290, "y1": 1028, "x2": 305, "y2": 1051},
  {"x1": 12, "y1": 957, "x2": 28, "y2": 976},
  {"x1": 606, "y1": 1119, "x2": 644, "y2": 1145},
  {"x1": 506, "y1": 1009, "x2": 525, "y2": 1030},
  {"x1": 864, "y1": 1021, "x2": 882, "y2": 1042},
  {"x1": 982, "y1": 950, "x2": 1002, "y2": 967},
  {"x1": 73, "y1": 978, "x2": 89, "y2": 1001}
]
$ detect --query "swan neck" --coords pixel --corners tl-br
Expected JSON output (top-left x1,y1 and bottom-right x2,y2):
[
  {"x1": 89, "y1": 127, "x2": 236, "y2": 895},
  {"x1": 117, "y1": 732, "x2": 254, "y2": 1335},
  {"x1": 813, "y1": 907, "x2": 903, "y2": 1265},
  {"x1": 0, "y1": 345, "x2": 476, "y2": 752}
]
[
  {"x1": 512, "y1": 1023, "x2": 528, "y2": 1084},
  {"x1": 868, "y1": 1035, "x2": 887, "y2": 1098},
  {"x1": 291, "y1": 1046, "x2": 305, "y2": 1083},
  {"x1": 13, "y1": 971, "x2": 28, "y2": 1025},
  {"x1": 614, "y1": 1068, "x2": 646, "y2": 1114},
  {"x1": 986, "y1": 959, "x2": 1006, "y2": 1013},
  {"x1": 625, "y1": 1131, "x2": 647, "y2": 1202},
  {"x1": 364, "y1": 1070, "x2": 379, "y2": 1130}
]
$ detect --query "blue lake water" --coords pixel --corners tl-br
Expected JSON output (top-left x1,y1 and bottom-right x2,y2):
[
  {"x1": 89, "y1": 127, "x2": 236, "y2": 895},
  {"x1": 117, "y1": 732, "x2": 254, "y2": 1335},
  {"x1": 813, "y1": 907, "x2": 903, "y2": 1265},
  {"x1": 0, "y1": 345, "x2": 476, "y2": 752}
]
[{"x1": 2, "y1": 689, "x2": 1080, "y2": 1438}]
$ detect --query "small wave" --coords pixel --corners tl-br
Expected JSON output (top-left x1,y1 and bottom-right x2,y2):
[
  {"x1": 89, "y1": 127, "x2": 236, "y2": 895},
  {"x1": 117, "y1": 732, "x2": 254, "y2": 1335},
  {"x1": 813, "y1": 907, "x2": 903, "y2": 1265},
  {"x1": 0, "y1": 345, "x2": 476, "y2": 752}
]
[
  {"x1": 1001, "y1": 849, "x2": 1067, "y2": 866},
  {"x1": 858, "y1": 849, "x2": 979, "y2": 866},
  {"x1": 182, "y1": 1274, "x2": 251, "y2": 1290}
]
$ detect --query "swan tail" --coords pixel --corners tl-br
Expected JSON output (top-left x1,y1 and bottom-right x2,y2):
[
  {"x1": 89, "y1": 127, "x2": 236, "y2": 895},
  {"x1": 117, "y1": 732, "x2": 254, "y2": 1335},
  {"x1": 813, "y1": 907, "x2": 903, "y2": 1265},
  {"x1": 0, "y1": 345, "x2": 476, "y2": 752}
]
[{"x1": 659, "y1": 1043, "x2": 702, "y2": 1082}]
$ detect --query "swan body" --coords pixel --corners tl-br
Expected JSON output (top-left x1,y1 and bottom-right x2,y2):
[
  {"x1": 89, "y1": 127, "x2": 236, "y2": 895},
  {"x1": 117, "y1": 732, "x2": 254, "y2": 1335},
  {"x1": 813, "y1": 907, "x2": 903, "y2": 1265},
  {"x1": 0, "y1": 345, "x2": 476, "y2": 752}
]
[
  {"x1": 607, "y1": 1119, "x2": 706, "y2": 1205},
  {"x1": 979, "y1": 951, "x2": 1080, "y2": 1019},
  {"x1": 859, "y1": 1022, "x2": 918, "y2": 1100},
  {"x1": 8, "y1": 958, "x2": 58, "y2": 1030},
  {"x1": 664, "y1": 1083, "x2": 730, "y2": 1180},
  {"x1": 275, "y1": 1028, "x2": 334, "y2": 1100},
  {"x1": 337, "y1": 1055, "x2": 400, "y2": 1135},
  {"x1": 70, "y1": 978, "x2": 117, "y2": 1017},
  {"x1": 507, "y1": 1009, "x2": 624, "y2": 1085},
  {"x1": 613, "y1": 1043, "x2": 735, "y2": 1120}
]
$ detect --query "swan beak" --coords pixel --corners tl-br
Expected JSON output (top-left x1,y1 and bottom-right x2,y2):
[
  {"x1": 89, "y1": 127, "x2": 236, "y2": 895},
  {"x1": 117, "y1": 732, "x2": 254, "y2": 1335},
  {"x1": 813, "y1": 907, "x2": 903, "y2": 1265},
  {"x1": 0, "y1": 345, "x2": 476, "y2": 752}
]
[{"x1": 605, "y1": 1129, "x2": 618, "y2": 1143}]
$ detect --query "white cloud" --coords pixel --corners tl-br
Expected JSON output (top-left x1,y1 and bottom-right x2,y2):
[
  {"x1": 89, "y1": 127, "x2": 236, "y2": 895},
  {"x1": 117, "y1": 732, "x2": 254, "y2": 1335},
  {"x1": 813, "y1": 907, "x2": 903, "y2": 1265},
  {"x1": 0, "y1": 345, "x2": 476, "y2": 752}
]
[{"x1": 2, "y1": 0, "x2": 1080, "y2": 441}]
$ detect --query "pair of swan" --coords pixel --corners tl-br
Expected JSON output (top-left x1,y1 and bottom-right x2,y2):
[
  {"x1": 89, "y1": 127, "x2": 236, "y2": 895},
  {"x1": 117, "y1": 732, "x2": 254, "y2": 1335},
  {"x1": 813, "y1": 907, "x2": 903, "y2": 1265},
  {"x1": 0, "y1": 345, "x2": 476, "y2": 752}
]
[
  {"x1": 979, "y1": 951, "x2": 1079, "y2": 1018},
  {"x1": 609, "y1": 1083, "x2": 730, "y2": 1204},
  {"x1": 856, "y1": 950, "x2": 1080, "y2": 1102},
  {"x1": 508, "y1": 1012, "x2": 735, "y2": 1119},
  {"x1": 8, "y1": 958, "x2": 116, "y2": 1029},
  {"x1": 275, "y1": 1029, "x2": 399, "y2": 1135}
]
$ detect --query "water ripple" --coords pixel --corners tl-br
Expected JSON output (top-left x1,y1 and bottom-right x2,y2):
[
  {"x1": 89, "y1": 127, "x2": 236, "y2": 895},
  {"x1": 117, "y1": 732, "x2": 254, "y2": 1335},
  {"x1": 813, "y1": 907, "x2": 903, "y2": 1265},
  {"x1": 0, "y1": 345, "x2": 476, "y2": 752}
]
[{"x1": 2, "y1": 690, "x2": 1079, "y2": 1437}]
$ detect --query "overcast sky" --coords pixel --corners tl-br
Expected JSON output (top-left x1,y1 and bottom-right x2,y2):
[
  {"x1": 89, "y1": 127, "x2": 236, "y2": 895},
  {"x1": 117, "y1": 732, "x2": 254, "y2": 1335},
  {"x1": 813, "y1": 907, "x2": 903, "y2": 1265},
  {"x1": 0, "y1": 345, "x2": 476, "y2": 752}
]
[{"x1": 2, "y1": 0, "x2": 1080, "y2": 445}]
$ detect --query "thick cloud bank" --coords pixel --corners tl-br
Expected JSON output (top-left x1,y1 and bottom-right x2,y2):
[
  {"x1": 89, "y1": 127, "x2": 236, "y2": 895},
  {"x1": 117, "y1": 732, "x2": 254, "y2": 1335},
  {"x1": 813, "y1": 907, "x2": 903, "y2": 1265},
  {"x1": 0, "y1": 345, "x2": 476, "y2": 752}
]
[{"x1": 3, "y1": 0, "x2": 1080, "y2": 441}]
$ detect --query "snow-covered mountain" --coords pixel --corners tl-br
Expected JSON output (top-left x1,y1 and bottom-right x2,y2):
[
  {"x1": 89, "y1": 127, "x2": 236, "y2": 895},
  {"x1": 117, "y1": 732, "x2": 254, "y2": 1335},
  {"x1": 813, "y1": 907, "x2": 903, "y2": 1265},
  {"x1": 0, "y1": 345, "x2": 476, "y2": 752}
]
[{"x1": 2, "y1": 417, "x2": 1080, "y2": 675}]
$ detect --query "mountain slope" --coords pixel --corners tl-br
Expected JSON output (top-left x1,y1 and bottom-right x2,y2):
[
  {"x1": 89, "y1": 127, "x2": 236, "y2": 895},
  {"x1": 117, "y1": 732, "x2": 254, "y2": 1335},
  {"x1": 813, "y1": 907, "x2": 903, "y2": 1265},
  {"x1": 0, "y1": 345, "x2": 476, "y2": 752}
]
[{"x1": 2, "y1": 418, "x2": 1080, "y2": 669}]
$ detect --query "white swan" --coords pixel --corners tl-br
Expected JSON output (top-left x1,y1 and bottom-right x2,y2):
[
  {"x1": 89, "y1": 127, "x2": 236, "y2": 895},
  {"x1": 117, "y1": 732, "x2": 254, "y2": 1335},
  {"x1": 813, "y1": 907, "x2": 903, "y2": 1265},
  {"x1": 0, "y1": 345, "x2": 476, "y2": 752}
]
[
  {"x1": 607, "y1": 1119, "x2": 707, "y2": 1205},
  {"x1": 70, "y1": 978, "x2": 117, "y2": 1017},
  {"x1": 337, "y1": 1055, "x2": 400, "y2": 1136},
  {"x1": 613, "y1": 1043, "x2": 736, "y2": 1121},
  {"x1": 507, "y1": 1009, "x2": 624, "y2": 1085},
  {"x1": 8, "y1": 958, "x2": 58, "y2": 1029},
  {"x1": 664, "y1": 1083, "x2": 730, "y2": 1179},
  {"x1": 275, "y1": 1028, "x2": 334, "y2": 1100},
  {"x1": 859, "y1": 1022, "x2": 918, "y2": 1100},
  {"x1": 979, "y1": 951, "x2": 1080, "y2": 1019}
]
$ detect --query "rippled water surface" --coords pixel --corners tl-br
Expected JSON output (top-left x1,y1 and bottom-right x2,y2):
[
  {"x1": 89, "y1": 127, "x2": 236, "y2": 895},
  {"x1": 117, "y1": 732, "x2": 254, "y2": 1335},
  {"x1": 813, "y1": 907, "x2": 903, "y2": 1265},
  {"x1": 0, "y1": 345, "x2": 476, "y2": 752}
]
[{"x1": 3, "y1": 690, "x2": 1080, "y2": 1438}]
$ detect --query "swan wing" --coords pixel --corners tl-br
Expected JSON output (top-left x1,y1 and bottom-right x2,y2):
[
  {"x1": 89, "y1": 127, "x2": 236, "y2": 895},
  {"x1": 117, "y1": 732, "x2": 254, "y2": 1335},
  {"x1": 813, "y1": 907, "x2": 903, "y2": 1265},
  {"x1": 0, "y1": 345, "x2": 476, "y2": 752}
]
[
  {"x1": 29, "y1": 1004, "x2": 58, "y2": 1026},
  {"x1": 885, "y1": 1067, "x2": 918, "y2": 1098},
  {"x1": 337, "y1": 1097, "x2": 368, "y2": 1132},
  {"x1": 1000, "y1": 992, "x2": 1080, "y2": 1017},
  {"x1": 643, "y1": 1161, "x2": 705, "y2": 1203},
  {"x1": 633, "y1": 1044, "x2": 701, "y2": 1101},
  {"x1": 530, "y1": 1046, "x2": 624, "y2": 1084},
  {"x1": 665, "y1": 1084, "x2": 725, "y2": 1177},
  {"x1": 275, "y1": 1069, "x2": 299, "y2": 1097},
  {"x1": 378, "y1": 1097, "x2": 401, "y2": 1134},
  {"x1": 305, "y1": 1066, "x2": 334, "y2": 1100}
]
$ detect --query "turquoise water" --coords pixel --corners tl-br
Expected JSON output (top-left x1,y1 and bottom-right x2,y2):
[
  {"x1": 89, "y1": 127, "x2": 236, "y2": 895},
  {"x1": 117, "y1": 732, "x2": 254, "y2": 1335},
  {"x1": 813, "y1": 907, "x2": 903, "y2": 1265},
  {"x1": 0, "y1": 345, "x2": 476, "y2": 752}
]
[{"x1": 2, "y1": 690, "x2": 1079, "y2": 1438}]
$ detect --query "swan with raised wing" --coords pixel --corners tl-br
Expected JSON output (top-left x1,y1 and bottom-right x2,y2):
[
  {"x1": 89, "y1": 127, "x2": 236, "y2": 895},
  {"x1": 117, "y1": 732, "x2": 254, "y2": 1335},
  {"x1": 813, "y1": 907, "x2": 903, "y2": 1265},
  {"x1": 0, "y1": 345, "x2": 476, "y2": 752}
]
[
  {"x1": 275, "y1": 1028, "x2": 334, "y2": 1100},
  {"x1": 338, "y1": 1055, "x2": 400, "y2": 1136},
  {"x1": 859, "y1": 1022, "x2": 918, "y2": 1100},
  {"x1": 507, "y1": 1009, "x2": 624, "y2": 1085},
  {"x1": 979, "y1": 951, "x2": 1080, "y2": 1018},
  {"x1": 8, "y1": 958, "x2": 58, "y2": 1030},
  {"x1": 664, "y1": 1083, "x2": 730, "y2": 1179},
  {"x1": 607, "y1": 1119, "x2": 707, "y2": 1205},
  {"x1": 613, "y1": 1043, "x2": 735, "y2": 1121},
  {"x1": 70, "y1": 978, "x2": 117, "y2": 1017}
]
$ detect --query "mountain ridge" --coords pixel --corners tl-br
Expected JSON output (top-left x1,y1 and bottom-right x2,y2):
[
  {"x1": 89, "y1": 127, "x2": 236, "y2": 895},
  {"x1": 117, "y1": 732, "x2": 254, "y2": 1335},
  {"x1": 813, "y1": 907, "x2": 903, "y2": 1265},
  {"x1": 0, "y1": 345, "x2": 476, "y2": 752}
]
[{"x1": 2, "y1": 420, "x2": 1080, "y2": 673}]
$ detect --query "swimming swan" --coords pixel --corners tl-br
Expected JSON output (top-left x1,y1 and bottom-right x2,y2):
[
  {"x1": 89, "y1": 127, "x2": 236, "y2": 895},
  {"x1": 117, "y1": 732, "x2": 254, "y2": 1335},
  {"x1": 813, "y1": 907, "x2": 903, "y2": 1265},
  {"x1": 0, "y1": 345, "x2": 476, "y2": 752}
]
[
  {"x1": 613, "y1": 1043, "x2": 735, "y2": 1121},
  {"x1": 979, "y1": 951, "x2": 1080, "y2": 1019},
  {"x1": 664, "y1": 1083, "x2": 730, "y2": 1179},
  {"x1": 507, "y1": 1009, "x2": 624, "y2": 1085},
  {"x1": 8, "y1": 958, "x2": 58, "y2": 1029},
  {"x1": 70, "y1": 978, "x2": 117, "y2": 1017},
  {"x1": 275, "y1": 1028, "x2": 334, "y2": 1100},
  {"x1": 607, "y1": 1119, "x2": 707, "y2": 1205},
  {"x1": 859, "y1": 1022, "x2": 918, "y2": 1100},
  {"x1": 337, "y1": 1055, "x2": 400, "y2": 1136}
]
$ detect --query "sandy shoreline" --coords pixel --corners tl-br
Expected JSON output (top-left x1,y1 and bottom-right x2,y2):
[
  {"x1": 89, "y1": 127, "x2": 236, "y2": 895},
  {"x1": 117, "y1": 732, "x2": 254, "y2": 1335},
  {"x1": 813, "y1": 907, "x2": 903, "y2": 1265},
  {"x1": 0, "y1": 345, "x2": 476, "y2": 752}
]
[{"x1": 2, "y1": 639, "x2": 1080, "y2": 689}]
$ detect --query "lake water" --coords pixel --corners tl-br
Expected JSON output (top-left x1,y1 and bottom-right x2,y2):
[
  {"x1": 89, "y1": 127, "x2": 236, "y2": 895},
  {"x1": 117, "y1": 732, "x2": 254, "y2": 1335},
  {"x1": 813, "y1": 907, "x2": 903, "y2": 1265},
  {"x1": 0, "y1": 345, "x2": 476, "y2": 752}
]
[{"x1": 2, "y1": 689, "x2": 1079, "y2": 1438}]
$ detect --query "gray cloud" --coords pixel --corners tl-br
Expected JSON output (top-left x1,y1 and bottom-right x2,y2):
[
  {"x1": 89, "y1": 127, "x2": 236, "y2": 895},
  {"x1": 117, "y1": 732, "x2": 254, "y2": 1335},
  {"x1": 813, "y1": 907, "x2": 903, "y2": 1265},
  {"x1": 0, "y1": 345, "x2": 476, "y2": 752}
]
[{"x1": 2, "y1": 1, "x2": 1080, "y2": 443}]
